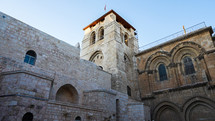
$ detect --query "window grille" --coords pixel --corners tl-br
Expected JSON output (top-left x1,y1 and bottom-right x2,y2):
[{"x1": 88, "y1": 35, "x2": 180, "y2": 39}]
[
  {"x1": 24, "y1": 50, "x2": 36, "y2": 65},
  {"x1": 183, "y1": 56, "x2": 195, "y2": 75},
  {"x1": 158, "y1": 64, "x2": 168, "y2": 81}
]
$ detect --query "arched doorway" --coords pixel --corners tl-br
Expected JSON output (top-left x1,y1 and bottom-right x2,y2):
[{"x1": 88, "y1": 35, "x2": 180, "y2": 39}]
[
  {"x1": 184, "y1": 97, "x2": 215, "y2": 121},
  {"x1": 22, "y1": 112, "x2": 33, "y2": 121},
  {"x1": 75, "y1": 116, "x2": 81, "y2": 121},
  {"x1": 153, "y1": 102, "x2": 181, "y2": 121},
  {"x1": 158, "y1": 107, "x2": 180, "y2": 121}
]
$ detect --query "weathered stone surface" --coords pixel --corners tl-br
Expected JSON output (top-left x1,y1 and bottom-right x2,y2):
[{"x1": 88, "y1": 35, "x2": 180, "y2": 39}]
[
  {"x1": 136, "y1": 26, "x2": 215, "y2": 121},
  {"x1": 0, "y1": 10, "x2": 149, "y2": 121}
]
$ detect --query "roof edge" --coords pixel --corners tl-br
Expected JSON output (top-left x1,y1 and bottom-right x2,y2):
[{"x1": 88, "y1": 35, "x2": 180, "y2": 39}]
[
  {"x1": 83, "y1": 9, "x2": 136, "y2": 31},
  {"x1": 136, "y1": 26, "x2": 213, "y2": 56}
]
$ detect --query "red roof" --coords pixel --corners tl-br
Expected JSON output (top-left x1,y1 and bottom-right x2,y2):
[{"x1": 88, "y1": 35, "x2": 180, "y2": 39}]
[{"x1": 83, "y1": 10, "x2": 136, "y2": 31}]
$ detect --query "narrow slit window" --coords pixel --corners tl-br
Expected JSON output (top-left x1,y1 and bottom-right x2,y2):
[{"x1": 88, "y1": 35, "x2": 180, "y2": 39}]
[
  {"x1": 127, "y1": 86, "x2": 131, "y2": 96},
  {"x1": 99, "y1": 27, "x2": 104, "y2": 40},
  {"x1": 91, "y1": 32, "x2": 96, "y2": 45},
  {"x1": 124, "y1": 34, "x2": 128, "y2": 46}
]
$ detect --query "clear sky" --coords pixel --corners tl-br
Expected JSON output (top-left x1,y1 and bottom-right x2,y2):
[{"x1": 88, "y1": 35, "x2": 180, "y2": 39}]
[{"x1": 0, "y1": 0, "x2": 214, "y2": 47}]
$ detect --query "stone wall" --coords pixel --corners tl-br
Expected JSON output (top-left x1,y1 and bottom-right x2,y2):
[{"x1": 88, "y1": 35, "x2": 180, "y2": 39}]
[
  {"x1": 83, "y1": 89, "x2": 117, "y2": 120},
  {"x1": 136, "y1": 27, "x2": 215, "y2": 96},
  {"x1": 0, "y1": 11, "x2": 150, "y2": 121},
  {"x1": 44, "y1": 101, "x2": 103, "y2": 121},
  {"x1": 127, "y1": 102, "x2": 150, "y2": 121},
  {"x1": 136, "y1": 27, "x2": 215, "y2": 121},
  {"x1": 0, "y1": 70, "x2": 52, "y2": 99},
  {"x1": 81, "y1": 12, "x2": 139, "y2": 99},
  {"x1": 0, "y1": 11, "x2": 112, "y2": 90},
  {"x1": 145, "y1": 86, "x2": 215, "y2": 121},
  {"x1": 0, "y1": 96, "x2": 47, "y2": 121}
]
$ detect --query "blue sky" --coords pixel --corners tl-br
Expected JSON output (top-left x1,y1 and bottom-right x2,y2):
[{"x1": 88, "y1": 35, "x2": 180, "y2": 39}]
[{"x1": 0, "y1": 0, "x2": 214, "y2": 48}]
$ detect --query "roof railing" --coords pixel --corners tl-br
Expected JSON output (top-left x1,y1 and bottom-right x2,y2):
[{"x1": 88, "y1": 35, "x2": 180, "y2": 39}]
[
  {"x1": 213, "y1": 28, "x2": 215, "y2": 36},
  {"x1": 139, "y1": 22, "x2": 207, "y2": 51}
]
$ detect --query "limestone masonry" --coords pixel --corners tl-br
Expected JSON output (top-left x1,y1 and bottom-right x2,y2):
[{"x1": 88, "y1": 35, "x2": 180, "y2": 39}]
[{"x1": 0, "y1": 9, "x2": 215, "y2": 121}]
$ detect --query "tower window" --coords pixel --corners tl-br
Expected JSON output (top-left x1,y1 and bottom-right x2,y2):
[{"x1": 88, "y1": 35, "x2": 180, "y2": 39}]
[
  {"x1": 183, "y1": 56, "x2": 195, "y2": 75},
  {"x1": 127, "y1": 86, "x2": 131, "y2": 96},
  {"x1": 158, "y1": 64, "x2": 168, "y2": 81},
  {"x1": 124, "y1": 34, "x2": 128, "y2": 46},
  {"x1": 99, "y1": 27, "x2": 104, "y2": 40},
  {"x1": 24, "y1": 50, "x2": 36, "y2": 65},
  {"x1": 90, "y1": 32, "x2": 96, "y2": 45}
]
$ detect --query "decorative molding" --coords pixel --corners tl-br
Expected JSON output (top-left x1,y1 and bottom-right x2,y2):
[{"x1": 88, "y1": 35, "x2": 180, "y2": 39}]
[
  {"x1": 83, "y1": 89, "x2": 117, "y2": 95},
  {"x1": 152, "y1": 81, "x2": 208, "y2": 95},
  {"x1": 0, "y1": 94, "x2": 48, "y2": 101},
  {"x1": 0, "y1": 70, "x2": 54, "y2": 81}
]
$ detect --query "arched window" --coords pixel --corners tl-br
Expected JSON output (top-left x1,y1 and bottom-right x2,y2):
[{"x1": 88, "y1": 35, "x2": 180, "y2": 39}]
[
  {"x1": 158, "y1": 64, "x2": 168, "y2": 81},
  {"x1": 183, "y1": 56, "x2": 195, "y2": 75},
  {"x1": 89, "y1": 51, "x2": 104, "y2": 68},
  {"x1": 98, "y1": 27, "x2": 104, "y2": 40},
  {"x1": 124, "y1": 34, "x2": 128, "y2": 46},
  {"x1": 75, "y1": 116, "x2": 81, "y2": 121},
  {"x1": 127, "y1": 86, "x2": 131, "y2": 96},
  {"x1": 22, "y1": 112, "x2": 33, "y2": 121},
  {"x1": 90, "y1": 32, "x2": 96, "y2": 45},
  {"x1": 24, "y1": 50, "x2": 36, "y2": 65}
]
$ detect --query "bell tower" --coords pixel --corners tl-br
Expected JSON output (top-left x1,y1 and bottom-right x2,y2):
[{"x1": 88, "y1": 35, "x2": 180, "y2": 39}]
[{"x1": 81, "y1": 10, "x2": 139, "y2": 95}]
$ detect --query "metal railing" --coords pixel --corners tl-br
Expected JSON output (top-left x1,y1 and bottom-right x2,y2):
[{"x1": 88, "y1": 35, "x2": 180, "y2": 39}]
[
  {"x1": 139, "y1": 22, "x2": 207, "y2": 51},
  {"x1": 213, "y1": 28, "x2": 215, "y2": 36}
]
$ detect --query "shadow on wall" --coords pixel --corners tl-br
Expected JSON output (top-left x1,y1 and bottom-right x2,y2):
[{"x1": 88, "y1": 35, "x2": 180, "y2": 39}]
[{"x1": 56, "y1": 84, "x2": 79, "y2": 104}]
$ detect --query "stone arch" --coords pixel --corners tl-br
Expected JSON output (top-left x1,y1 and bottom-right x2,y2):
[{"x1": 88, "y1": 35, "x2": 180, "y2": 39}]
[
  {"x1": 153, "y1": 101, "x2": 182, "y2": 121},
  {"x1": 145, "y1": 51, "x2": 170, "y2": 70},
  {"x1": 98, "y1": 26, "x2": 104, "y2": 40},
  {"x1": 56, "y1": 84, "x2": 79, "y2": 104},
  {"x1": 183, "y1": 96, "x2": 215, "y2": 121},
  {"x1": 171, "y1": 41, "x2": 206, "y2": 63},
  {"x1": 89, "y1": 51, "x2": 104, "y2": 67},
  {"x1": 170, "y1": 42, "x2": 206, "y2": 77},
  {"x1": 172, "y1": 47, "x2": 199, "y2": 64}
]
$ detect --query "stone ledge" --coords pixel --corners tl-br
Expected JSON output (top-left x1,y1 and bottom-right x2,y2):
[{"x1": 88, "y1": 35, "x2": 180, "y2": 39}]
[
  {"x1": 0, "y1": 70, "x2": 54, "y2": 81},
  {"x1": 83, "y1": 89, "x2": 117, "y2": 95},
  {"x1": 48, "y1": 100, "x2": 102, "y2": 112},
  {"x1": 0, "y1": 94, "x2": 48, "y2": 101},
  {"x1": 127, "y1": 102, "x2": 144, "y2": 105},
  {"x1": 207, "y1": 81, "x2": 215, "y2": 90},
  {"x1": 153, "y1": 81, "x2": 208, "y2": 95},
  {"x1": 205, "y1": 48, "x2": 215, "y2": 54},
  {"x1": 141, "y1": 81, "x2": 210, "y2": 100},
  {"x1": 141, "y1": 94, "x2": 155, "y2": 100}
]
